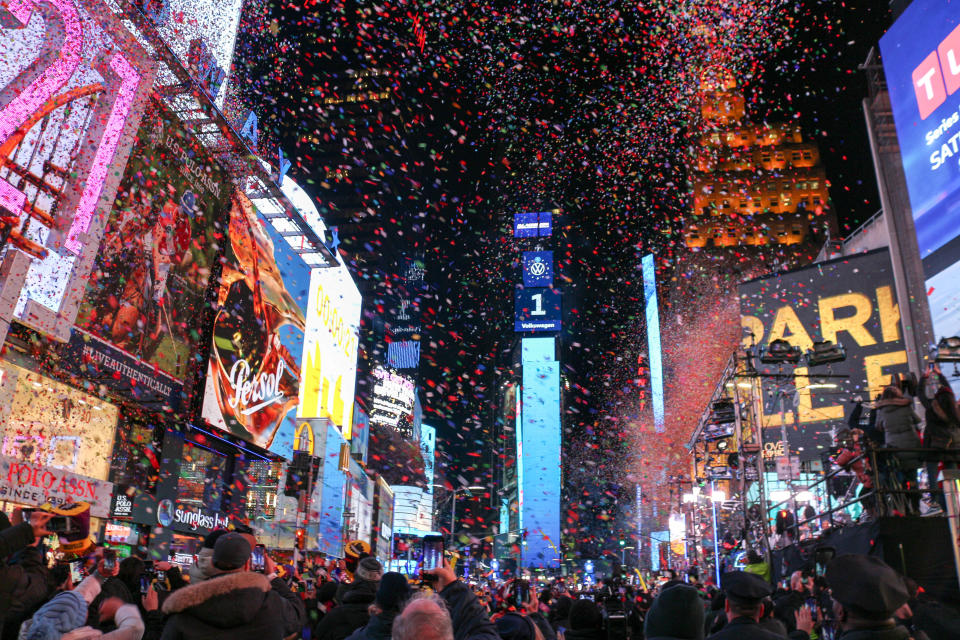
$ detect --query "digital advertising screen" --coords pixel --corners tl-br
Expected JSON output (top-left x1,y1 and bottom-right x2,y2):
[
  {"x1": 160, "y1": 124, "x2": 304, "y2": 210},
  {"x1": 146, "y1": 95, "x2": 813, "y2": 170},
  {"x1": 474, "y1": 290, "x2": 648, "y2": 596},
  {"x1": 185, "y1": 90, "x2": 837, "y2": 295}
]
[
  {"x1": 370, "y1": 367, "x2": 416, "y2": 438},
  {"x1": 0, "y1": 0, "x2": 156, "y2": 342},
  {"x1": 522, "y1": 251, "x2": 554, "y2": 287},
  {"x1": 70, "y1": 98, "x2": 229, "y2": 411},
  {"x1": 520, "y1": 337, "x2": 561, "y2": 569},
  {"x1": 299, "y1": 261, "x2": 362, "y2": 438},
  {"x1": 513, "y1": 211, "x2": 553, "y2": 237},
  {"x1": 739, "y1": 249, "x2": 909, "y2": 460},
  {"x1": 515, "y1": 287, "x2": 562, "y2": 333},
  {"x1": 201, "y1": 190, "x2": 311, "y2": 459},
  {"x1": 881, "y1": 0, "x2": 960, "y2": 384}
]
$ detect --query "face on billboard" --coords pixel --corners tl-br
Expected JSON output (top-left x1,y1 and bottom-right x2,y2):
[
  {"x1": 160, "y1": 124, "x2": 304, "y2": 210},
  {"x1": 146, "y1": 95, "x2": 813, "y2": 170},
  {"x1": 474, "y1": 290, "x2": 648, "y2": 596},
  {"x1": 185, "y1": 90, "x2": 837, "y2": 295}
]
[
  {"x1": 75, "y1": 98, "x2": 227, "y2": 380},
  {"x1": 880, "y1": 0, "x2": 960, "y2": 260},
  {"x1": 201, "y1": 190, "x2": 309, "y2": 458},
  {"x1": 0, "y1": 0, "x2": 155, "y2": 341},
  {"x1": 299, "y1": 262, "x2": 362, "y2": 438},
  {"x1": 739, "y1": 249, "x2": 908, "y2": 460}
]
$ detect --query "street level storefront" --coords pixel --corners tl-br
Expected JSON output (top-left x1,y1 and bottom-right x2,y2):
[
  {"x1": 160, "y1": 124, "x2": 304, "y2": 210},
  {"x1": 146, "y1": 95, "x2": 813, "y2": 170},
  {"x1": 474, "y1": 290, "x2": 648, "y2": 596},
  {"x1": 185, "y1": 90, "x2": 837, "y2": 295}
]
[
  {"x1": 109, "y1": 414, "x2": 283, "y2": 562},
  {"x1": 0, "y1": 359, "x2": 118, "y2": 526}
]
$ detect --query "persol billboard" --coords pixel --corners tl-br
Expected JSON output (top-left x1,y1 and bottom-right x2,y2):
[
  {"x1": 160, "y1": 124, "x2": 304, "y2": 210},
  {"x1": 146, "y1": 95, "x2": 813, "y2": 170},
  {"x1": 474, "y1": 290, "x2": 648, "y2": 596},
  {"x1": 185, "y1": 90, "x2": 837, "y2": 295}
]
[{"x1": 0, "y1": 0, "x2": 156, "y2": 343}]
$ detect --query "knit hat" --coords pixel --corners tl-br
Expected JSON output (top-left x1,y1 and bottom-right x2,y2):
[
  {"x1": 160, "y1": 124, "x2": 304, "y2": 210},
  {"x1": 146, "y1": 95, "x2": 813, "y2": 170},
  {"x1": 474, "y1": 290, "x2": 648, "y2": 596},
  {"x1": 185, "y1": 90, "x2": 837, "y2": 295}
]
[
  {"x1": 212, "y1": 532, "x2": 252, "y2": 571},
  {"x1": 644, "y1": 584, "x2": 705, "y2": 640},
  {"x1": 568, "y1": 599, "x2": 603, "y2": 631},
  {"x1": 495, "y1": 613, "x2": 538, "y2": 640},
  {"x1": 23, "y1": 591, "x2": 88, "y2": 640},
  {"x1": 203, "y1": 528, "x2": 231, "y2": 549},
  {"x1": 376, "y1": 572, "x2": 412, "y2": 611},
  {"x1": 355, "y1": 556, "x2": 383, "y2": 582}
]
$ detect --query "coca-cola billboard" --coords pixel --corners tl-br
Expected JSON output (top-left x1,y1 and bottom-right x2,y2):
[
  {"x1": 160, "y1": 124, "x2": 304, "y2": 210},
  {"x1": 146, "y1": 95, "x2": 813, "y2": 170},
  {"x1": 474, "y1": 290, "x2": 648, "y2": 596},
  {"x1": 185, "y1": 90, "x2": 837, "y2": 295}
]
[{"x1": 201, "y1": 190, "x2": 310, "y2": 458}]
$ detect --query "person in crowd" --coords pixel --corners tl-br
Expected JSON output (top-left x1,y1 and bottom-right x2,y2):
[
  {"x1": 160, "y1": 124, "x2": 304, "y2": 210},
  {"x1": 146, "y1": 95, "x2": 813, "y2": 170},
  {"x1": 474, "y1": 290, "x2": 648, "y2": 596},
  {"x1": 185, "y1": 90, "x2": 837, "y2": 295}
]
[
  {"x1": 494, "y1": 583, "x2": 554, "y2": 640},
  {"x1": 643, "y1": 583, "x2": 704, "y2": 640},
  {"x1": 345, "y1": 573, "x2": 411, "y2": 640},
  {"x1": 743, "y1": 550, "x2": 771, "y2": 583},
  {"x1": 707, "y1": 571, "x2": 810, "y2": 640},
  {"x1": 757, "y1": 598, "x2": 787, "y2": 638},
  {"x1": 626, "y1": 593, "x2": 650, "y2": 640},
  {"x1": 875, "y1": 385, "x2": 924, "y2": 513},
  {"x1": 314, "y1": 581, "x2": 340, "y2": 626},
  {"x1": 188, "y1": 530, "x2": 229, "y2": 584},
  {"x1": 773, "y1": 571, "x2": 813, "y2": 636},
  {"x1": 398, "y1": 562, "x2": 498, "y2": 640},
  {"x1": 314, "y1": 557, "x2": 383, "y2": 640},
  {"x1": 834, "y1": 428, "x2": 877, "y2": 521},
  {"x1": 548, "y1": 595, "x2": 573, "y2": 636},
  {"x1": 2, "y1": 510, "x2": 55, "y2": 640},
  {"x1": 918, "y1": 365, "x2": 960, "y2": 511},
  {"x1": 562, "y1": 599, "x2": 604, "y2": 640},
  {"x1": 825, "y1": 554, "x2": 912, "y2": 640},
  {"x1": 158, "y1": 532, "x2": 304, "y2": 640}
]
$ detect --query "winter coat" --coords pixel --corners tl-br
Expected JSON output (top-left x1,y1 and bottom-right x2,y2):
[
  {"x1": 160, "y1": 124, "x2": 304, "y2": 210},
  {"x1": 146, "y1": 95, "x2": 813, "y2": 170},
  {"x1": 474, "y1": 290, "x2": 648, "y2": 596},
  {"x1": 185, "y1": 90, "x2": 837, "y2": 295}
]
[
  {"x1": 344, "y1": 611, "x2": 396, "y2": 640},
  {"x1": 706, "y1": 616, "x2": 784, "y2": 640},
  {"x1": 439, "y1": 581, "x2": 500, "y2": 640},
  {"x1": 314, "y1": 580, "x2": 377, "y2": 640},
  {"x1": 0, "y1": 523, "x2": 37, "y2": 638},
  {"x1": 159, "y1": 571, "x2": 304, "y2": 640},
  {"x1": 876, "y1": 403, "x2": 923, "y2": 468},
  {"x1": 919, "y1": 373, "x2": 960, "y2": 449},
  {"x1": 563, "y1": 628, "x2": 604, "y2": 640},
  {"x1": 1, "y1": 546, "x2": 52, "y2": 640},
  {"x1": 832, "y1": 627, "x2": 910, "y2": 640}
]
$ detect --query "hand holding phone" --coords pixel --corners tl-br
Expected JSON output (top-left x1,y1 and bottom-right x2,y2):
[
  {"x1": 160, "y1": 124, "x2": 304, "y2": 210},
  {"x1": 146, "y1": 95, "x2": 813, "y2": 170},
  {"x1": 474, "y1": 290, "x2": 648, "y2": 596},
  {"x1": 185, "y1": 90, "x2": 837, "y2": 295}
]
[
  {"x1": 103, "y1": 549, "x2": 117, "y2": 572},
  {"x1": 251, "y1": 544, "x2": 266, "y2": 573}
]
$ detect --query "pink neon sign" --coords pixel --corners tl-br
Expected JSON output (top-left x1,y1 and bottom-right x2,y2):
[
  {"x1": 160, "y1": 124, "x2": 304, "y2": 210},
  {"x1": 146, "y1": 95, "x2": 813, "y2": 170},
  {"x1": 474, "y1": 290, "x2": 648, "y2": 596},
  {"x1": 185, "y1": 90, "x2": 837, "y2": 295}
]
[
  {"x1": 0, "y1": 0, "x2": 83, "y2": 217},
  {"x1": 64, "y1": 53, "x2": 141, "y2": 254}
]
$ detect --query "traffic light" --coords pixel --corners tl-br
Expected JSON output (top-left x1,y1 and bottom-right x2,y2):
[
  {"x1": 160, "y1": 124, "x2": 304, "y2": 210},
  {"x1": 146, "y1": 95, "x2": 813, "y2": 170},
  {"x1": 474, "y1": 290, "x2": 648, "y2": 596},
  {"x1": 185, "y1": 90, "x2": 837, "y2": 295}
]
[
  {"x1": 619, "y1": 536, "x2": 625, "y2": 547},
  {"x1": 296, "y1": 528, "x2": 306, "y2": 551}
]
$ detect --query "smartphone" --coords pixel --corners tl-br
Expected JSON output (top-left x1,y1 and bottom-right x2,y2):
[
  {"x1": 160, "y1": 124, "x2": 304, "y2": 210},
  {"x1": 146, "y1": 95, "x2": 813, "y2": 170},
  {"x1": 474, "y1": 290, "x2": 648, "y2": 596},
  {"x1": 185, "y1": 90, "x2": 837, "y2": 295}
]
[
  {"x1": 514, "y1": 579, "x2": 530, "y2": 605},
  {"x1": 251, "y1": 544, "x2": 266, "y2": 573},
  {"x1": 305, "y1": 577, "x2": 315, "y2": 591},
  {"x1": 422, "y1": 536, "x2": 444, "y2": 570},
  {"x1": 139, "y1": 575, "x2": 151, "y2": 596},
  {"x1": 806, "y1": 597, "x2": 818, "y2": 617},
  {"x1": 103, "y1": 549, "x2": 117, "y2": 572},
  {"x1": 69, "y1": 560, "x2": 84, "y2": 584},
  {"x1": 154, "y1": 569, "x2": 166, "y2": 583}
]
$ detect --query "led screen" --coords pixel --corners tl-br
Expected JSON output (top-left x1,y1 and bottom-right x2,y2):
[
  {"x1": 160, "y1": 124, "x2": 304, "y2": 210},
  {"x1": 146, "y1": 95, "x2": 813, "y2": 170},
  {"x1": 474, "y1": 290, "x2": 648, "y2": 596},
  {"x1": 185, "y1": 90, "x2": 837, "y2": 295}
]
[
  {"x1": 520, "y1": 337, "x2": 561, "y2": 568},
  {"x1": 513, "y1": 211, "x2": 552, "y2": 237},
  {"x1": 71, "y1": 98, "x2": 228, "y2": 411},
  {"x1": 739, "y1": 249, "x2": 909, "y2": 460},
  {"x1": 642, "y1": 254, "x2": 665, "y2": 433},
  {"x1": 370, "y1": 367, "x2": 416, "y2": 438},
  {"x1": 299, "y1": 261, "x2": 362, "y2": 438},
  {"x1": 515, "y1": 287, "x2": 562, "y2": 333},
  {"x1": 201, "y1": 190, "x2": 311, "y2": 459},
  {"x1": 522, "y1": 251, "x2": 554, "y2": 287}
]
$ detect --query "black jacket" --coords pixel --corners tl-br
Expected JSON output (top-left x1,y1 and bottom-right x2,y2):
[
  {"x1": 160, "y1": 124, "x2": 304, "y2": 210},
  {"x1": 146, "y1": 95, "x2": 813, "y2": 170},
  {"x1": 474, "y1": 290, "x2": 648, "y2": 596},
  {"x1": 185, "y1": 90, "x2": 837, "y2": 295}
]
[
  {"x1": 0, "y1": 523, "x2": 41, "y2": 640},
  {"x1": 345, "y1": 611, "x2": 396, "y2": 640},
  {"x1": 159, "y1": 571, "x2": 304, "y2": 640},
  {"x1": 565, "y1": 628, "x2": 605, "y2": 640},
  {"x1": 836, "y1": 626, "x2": 910, "y2": 640},
  {"x1": 315, "y1": 580, "x2": 378, "y2": 640},
  {"x1": 707, "y1": 616, "x2": 785, "y2": 640},
  {"x1": 438, "y1": 581, "x2": 500, "y2": 640}
]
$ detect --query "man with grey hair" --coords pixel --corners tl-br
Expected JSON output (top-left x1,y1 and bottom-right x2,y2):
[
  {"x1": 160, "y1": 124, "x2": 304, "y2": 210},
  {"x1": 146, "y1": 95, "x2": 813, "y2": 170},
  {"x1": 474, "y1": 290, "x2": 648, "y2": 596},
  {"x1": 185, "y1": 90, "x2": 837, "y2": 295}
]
[{"x1": 393, "y1": 564, "x2": 498, "y2": 640}]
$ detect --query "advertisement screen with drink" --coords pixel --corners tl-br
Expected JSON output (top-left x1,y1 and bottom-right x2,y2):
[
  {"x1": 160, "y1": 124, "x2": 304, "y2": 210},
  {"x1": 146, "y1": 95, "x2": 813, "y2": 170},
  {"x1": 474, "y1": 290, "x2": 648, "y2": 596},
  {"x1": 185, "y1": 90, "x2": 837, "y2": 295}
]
[{"x1": 201, "y1": 190, "x2": 309, "y2": 458}]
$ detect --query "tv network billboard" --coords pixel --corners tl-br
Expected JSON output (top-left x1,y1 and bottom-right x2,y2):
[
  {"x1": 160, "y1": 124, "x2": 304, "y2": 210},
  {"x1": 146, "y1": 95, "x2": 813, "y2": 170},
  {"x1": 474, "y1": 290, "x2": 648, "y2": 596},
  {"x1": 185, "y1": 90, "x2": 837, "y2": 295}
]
[
  {"x1": 881, "y1": 0, "x2": 960, "y2": 394},
  {"x1": 739, "y1": 249, "x2": 909, "y2": 460}
]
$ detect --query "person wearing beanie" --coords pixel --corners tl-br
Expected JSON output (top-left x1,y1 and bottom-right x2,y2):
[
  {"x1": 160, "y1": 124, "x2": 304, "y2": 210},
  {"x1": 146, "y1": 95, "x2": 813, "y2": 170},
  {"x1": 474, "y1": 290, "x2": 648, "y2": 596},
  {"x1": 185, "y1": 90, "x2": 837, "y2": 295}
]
[
  {"x1": 315, "y1": 557, "x2": 383, "y2": 640},
  {"x1": 564, "y1": 599, "x2": 604, "y2": 640},
  {"x1": 344, "y1": 572, "x2": 412, "y2": 640},
  {"x1": 643, "y1": 583, "x2": 705, "y2": 640},
  {"x1": 187, "y1": 529, "x2": 230, "y2": 583},
  {"x1": 159, "y1": 533, "x2": 304, "y2": 640},
  {"x1": 17, "y1": 591, "x2": 89, "y2": 640},
  {"x1": 825, "y1": 554, "x2": 912, "y2": 640}
]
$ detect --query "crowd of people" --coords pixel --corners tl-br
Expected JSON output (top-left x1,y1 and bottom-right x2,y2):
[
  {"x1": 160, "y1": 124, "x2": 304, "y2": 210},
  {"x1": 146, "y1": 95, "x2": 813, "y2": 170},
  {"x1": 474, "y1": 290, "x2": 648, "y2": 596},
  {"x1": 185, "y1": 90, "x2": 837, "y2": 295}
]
[{"x1": 4, "y1": 505, "x2": 958, "y2": 640}]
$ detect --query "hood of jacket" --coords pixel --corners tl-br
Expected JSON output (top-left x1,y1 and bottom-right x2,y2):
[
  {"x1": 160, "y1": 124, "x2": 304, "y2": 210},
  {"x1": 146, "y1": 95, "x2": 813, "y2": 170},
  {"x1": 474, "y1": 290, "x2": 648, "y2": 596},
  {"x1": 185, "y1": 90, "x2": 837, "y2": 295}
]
[
  {"x1": 341, "y1": 579, "x2": 378, "y2": 605},
  {"x1": 187, "y1": 548, "x2": 216, "y2": 583},
  {"x1": 161, "y1": 571, "x2": 272, "y2": 628}
]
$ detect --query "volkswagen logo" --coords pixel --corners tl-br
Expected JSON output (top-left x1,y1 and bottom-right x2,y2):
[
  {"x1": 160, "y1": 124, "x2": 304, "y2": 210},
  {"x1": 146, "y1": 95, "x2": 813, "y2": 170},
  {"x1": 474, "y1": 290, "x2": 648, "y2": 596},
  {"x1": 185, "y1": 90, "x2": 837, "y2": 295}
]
[{"x1": 529, "y1": 261, "x2": 547, "y2": 276}]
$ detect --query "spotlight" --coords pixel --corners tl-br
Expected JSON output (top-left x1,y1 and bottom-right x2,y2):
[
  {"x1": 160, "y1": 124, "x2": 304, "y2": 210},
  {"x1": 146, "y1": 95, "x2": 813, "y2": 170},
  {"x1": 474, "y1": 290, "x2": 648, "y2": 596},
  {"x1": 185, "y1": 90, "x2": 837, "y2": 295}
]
[
  {"x1": 760, "y1": 339, "x2": 802, "y2": 365},
  {"x1": 934, "y1": 336, "x2": 960, "y2": 363},
  {"x1": 716, "y1": 439, "x2": 729, "y2": 451},
  {"x1": 805, "y1": 340, "x2": 846, "y2": 366}
]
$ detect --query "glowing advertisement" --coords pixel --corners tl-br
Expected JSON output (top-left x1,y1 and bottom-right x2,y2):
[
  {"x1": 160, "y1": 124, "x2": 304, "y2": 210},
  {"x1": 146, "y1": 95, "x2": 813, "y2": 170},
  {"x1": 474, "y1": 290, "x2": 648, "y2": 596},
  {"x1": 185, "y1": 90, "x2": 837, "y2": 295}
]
[
  {"x1": 0, "y1": 0, "x2": 156, "y2": 342},
  {"x1": 370, "y1": 367, "x2": 416, "y2": 438},
  {"x1": 642, "y1": 254, "x2": 665, "y2": 433},
  {"x1": 739, "y1": 249, "x2": 908, "y2": 460},
  {"x1": 299, "y1": 262, "x2": 362, "y2": 439},
  {"x1": 513, "y1": 211, "x2": 553, "y2": 237},
  {"x1": 515, "y1": 286, "x2": 562, "y2": 333},
  {"x1": 311, "y1": 422, "x2": 346, "y2": 556},
  {"x1": 0, "y1": 361, "x2": 117, "y2": 486},
  {"x1": 520, "y1": 337, "x2": 561, "y2": 568},
  {"x1": 880, "y1": 0, "x2": 960, "y2": 394},
  {"x1": 201, "y1": 191, "x2": 310, "y2": 459},
  {"x1": 650, "y1": 530, "x2": 669, "y2": 572},
  {"x1": 68, "y1": 98, "x2": 229, "y2": 410},
  {"x1": 522, "y1": 251, "x2": 553, "y2": 287},
  {"x1": 418, "y1": 424, "x2": 436, "y2": 530}
]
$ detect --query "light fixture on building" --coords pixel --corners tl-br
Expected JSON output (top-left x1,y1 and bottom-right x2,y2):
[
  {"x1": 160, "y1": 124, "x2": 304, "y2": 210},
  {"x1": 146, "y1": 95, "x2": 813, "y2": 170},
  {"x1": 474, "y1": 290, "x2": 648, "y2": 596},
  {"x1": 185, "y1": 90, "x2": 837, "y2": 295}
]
[
  {"x1": 760, "y1": 339, "x2": 802, "y2": 365},
  {"x1": 934, "y1": 336, "x2": 960, "y2": 363},
  {"x1": 806, "y1": 340, "x2": 845, "y2": 366}
]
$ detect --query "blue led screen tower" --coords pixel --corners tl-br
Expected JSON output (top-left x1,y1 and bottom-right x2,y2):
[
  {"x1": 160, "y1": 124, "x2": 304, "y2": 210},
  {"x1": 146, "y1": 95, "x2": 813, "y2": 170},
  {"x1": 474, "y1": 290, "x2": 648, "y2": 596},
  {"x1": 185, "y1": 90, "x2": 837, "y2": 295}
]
[
  {"x1": 642, "y1": 254, "x2": 665, "y2": 433},
  {"x1": 520, "y1": 337, "x2": 561, "y2": 569}
]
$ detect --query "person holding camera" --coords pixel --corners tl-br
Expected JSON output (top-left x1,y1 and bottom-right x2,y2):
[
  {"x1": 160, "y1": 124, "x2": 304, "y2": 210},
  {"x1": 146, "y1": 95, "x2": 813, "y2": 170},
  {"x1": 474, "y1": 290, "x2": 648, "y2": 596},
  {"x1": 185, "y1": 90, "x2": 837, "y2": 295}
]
[
  {"x1": 0, "y1": 509, "x2": 53, "y2": 639},
  {"x1": 158, "y1": 533, "x2": 304, "y2": 640}
]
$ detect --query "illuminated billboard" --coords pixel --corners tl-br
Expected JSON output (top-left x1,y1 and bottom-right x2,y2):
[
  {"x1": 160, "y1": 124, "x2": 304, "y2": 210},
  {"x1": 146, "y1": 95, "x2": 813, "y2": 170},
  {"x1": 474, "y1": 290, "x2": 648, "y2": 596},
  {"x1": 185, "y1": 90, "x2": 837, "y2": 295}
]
[
  {"x1": 299, "y1": 262, "x2": 362, "y2": 439},
  {"x1": 520, "y1": 337, "x2": 561, "y2": 569},
  {"x1": 70, "y1": 98, "x2": 228, "y2": 410},
  {"x1": 642, "y1": 254, "x2": 665, "y2": 433},
  {"x1": 0, "y1": 0, "x2": 156, "y2": 342},
  {"x1": 370, "y1": 367, "x2": 416, "y2": 438},
  {"x1": 522, "y1": 251, "x2": 553, "y2": 287},
  {"x1": 739, "y1": 249, "x2": 908, "y2": 460},
  {"x1": 515, "y1": 287, "x2": 561, "y2": 333},
  {"x1": 201, "y1": 190, "x2": 311, "y2": 459},
  {"x1": 513, "y1": 212, "x2": 553, "y2": 237},
  {"x1": 880, "y1": 1, "x2": 960, "y2": 393}
]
